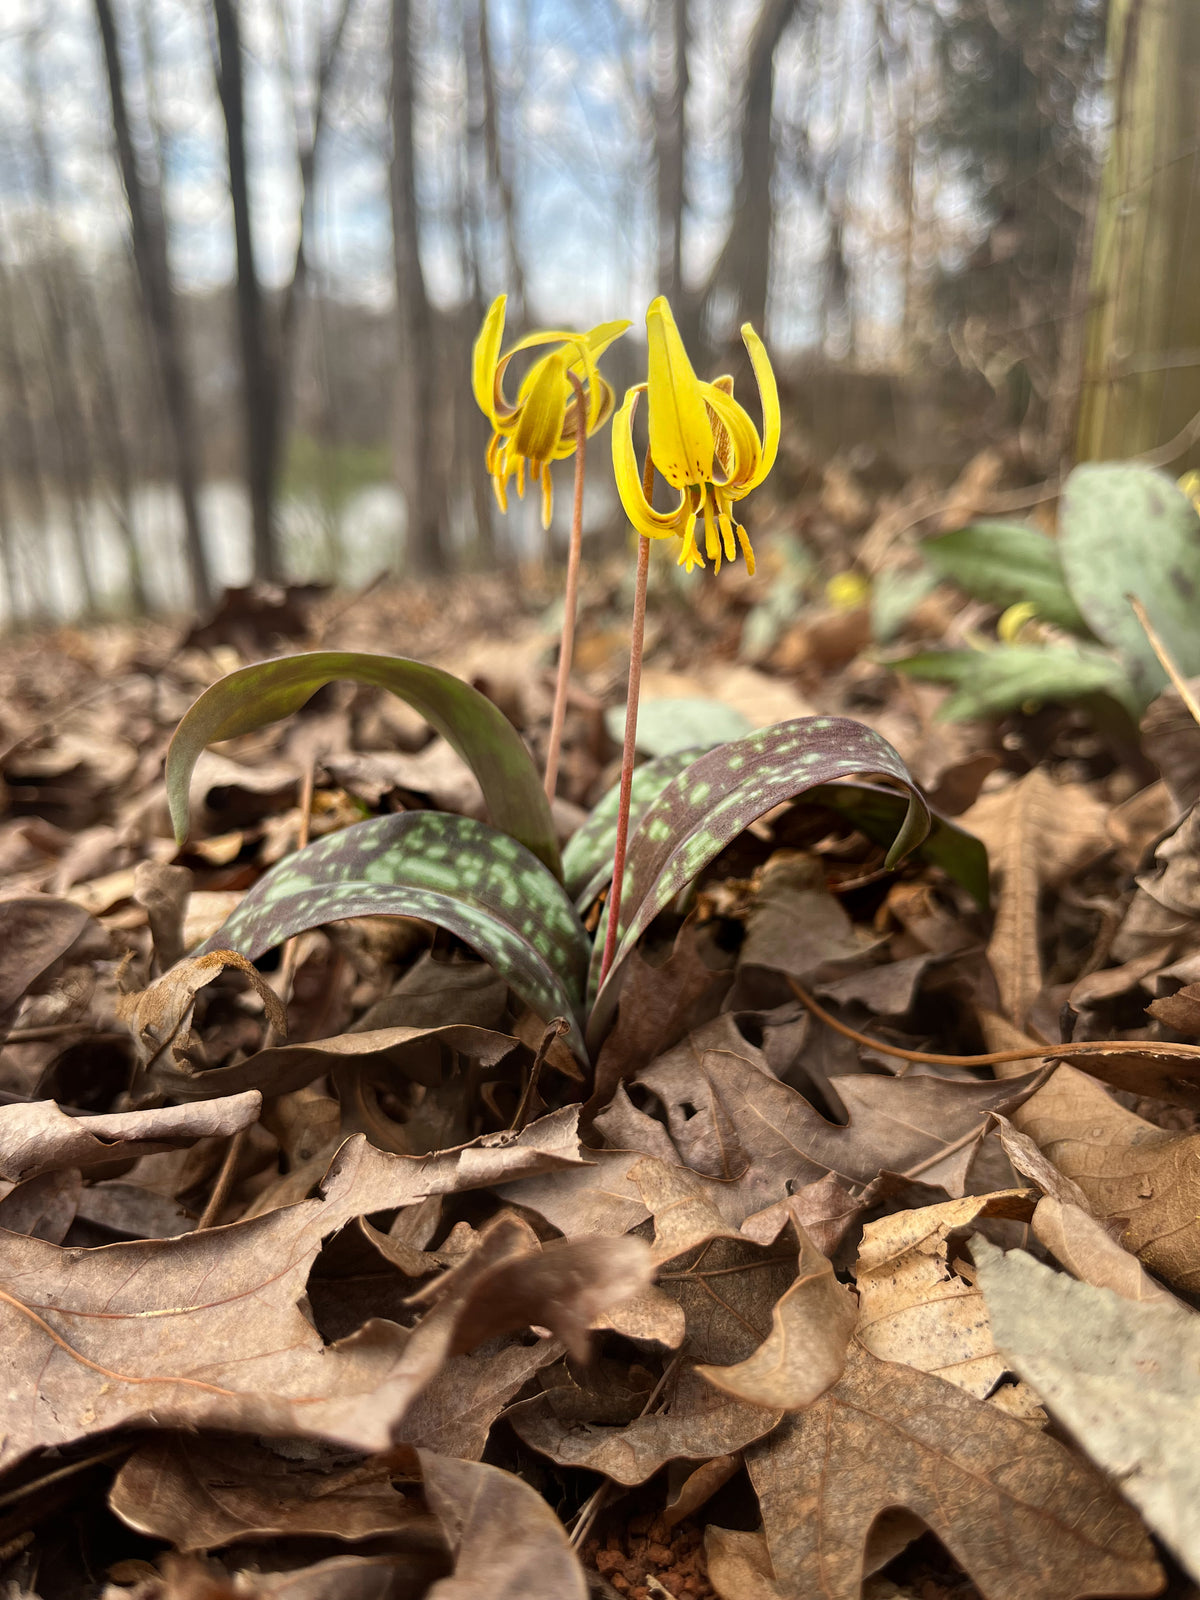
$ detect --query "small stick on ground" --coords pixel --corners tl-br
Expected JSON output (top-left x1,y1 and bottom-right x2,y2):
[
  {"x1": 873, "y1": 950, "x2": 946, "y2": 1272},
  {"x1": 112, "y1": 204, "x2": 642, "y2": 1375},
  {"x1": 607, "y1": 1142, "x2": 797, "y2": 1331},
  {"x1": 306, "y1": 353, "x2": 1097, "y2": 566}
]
[{"x1": 1129, "y1": 592, "x2": 1200, "y2": 728}]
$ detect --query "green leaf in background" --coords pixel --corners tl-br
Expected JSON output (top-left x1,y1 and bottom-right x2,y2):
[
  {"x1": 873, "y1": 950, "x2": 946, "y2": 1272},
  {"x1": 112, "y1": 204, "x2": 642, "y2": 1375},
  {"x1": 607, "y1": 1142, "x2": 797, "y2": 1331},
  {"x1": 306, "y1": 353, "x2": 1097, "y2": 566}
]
[
  {"x1": 924, "y1": 521, "x2": 1089, "y2": 633},
  {"x1": 869, "y1": 565, "x2": 939, "y2": 644},
  {"x1": 602, "y1": 697, "x2": 754, "y2": 758},
  {"x1": 1059, "y1": 463, "x2": 1200, "y2": 706},
  {"x1": 804, "y1": 782, "x2": 990, "y2": 906},
  {"x1": 199, "y1": 812, "x2": 589, "y2": 1058},
  {"x1": 562, "y1": 747, "x2": 715, "y2": 909},
  {"x1": 587, "y1": 716, "x2": 930, "y2": 1045},
  {"x1": 893, "y1": 643, "x2": 1138, "y2": 721},
  {"x1": 166, "y1": 651, "x2": 560, "y2": 875}
]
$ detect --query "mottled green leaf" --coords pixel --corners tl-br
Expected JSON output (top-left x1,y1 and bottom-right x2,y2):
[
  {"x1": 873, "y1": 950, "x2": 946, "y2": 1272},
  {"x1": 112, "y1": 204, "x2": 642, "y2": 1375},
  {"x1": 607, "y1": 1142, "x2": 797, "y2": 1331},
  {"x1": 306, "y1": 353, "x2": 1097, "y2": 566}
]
[
  {"x1": 587, "y1": 717, "x2": 929, "y2": 1044},
  {"x1": 199, "y1": 813, "x2": 589, "y2": 1058},
  {"x1": 925, "y1": 522, "x2": 1089, "y2": 633},
  {"x1": 1059, "y1": 463, "x2": 1200, "y2": 706},
  {"x1": 893, "y1": 643, "x2": 1137, "y2": 721},
  {"x1": 167, "y1": 651, "x2": 559, "y2": 874},
  {"x1": 562, "y1": 748, "x2": 712, "y2": 908},
  {"x1": 804, "y1": 782, "x2": 989, "y2": 906}
]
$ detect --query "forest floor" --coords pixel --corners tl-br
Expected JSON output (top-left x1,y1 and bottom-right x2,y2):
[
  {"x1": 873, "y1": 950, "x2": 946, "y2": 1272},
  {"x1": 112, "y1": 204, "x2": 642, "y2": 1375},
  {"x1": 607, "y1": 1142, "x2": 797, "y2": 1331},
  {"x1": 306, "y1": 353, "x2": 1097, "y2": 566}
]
[{"x1": 0, "y1": 450, "x2": 1196, "y2": 1600}]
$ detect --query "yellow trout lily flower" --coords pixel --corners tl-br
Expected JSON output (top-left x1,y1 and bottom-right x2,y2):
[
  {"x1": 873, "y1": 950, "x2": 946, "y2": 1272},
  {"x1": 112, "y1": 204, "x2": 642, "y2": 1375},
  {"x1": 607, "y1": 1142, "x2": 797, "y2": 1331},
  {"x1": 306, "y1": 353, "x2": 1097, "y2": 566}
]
[
  {"x1": 472, "y1": 294, "x2": 630, "y2": 528},
  {"x1": 612, "y1": 295, "x2": 780, "y2": 575}
]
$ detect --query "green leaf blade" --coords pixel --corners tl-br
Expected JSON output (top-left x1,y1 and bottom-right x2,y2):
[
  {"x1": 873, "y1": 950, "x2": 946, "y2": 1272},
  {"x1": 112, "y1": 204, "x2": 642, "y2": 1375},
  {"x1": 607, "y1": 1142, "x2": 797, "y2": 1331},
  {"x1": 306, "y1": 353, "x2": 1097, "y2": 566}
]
[
  {"x1": 200, "y1": 813, "x2": 589, "y2": 1057},
  {"x1": 925, "y1": 521, "x2": 1089, "y2": 633},
  {"x1": 893, "y1": 643, "x2": 1138, "y2": 721},
  {"x1": 166, "y1": 651, "x2": 559, "y2": 874}
]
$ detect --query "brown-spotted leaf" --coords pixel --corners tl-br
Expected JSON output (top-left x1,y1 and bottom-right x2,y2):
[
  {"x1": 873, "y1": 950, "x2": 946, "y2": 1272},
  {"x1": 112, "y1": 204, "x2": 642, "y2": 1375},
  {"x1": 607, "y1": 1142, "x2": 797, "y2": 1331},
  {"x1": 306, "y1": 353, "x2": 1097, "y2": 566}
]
[
  {"x1": 746, "y1": 1340, "x2": 1162, "y2": 1600},
  {"x1": 0, "y1": 1091, "x2": 262, "y2": 1184},
  {"x1": 418, "y1": 1451, "x2": 587, "y2": 1600}
]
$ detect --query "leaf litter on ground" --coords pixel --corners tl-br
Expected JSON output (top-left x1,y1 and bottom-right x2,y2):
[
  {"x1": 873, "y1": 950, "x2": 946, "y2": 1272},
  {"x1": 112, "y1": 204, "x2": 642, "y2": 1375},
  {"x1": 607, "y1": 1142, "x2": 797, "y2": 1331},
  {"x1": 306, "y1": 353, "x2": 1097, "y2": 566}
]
[{"x1": 0, "y1": 552, "x2": 1198, "y2": 1598}]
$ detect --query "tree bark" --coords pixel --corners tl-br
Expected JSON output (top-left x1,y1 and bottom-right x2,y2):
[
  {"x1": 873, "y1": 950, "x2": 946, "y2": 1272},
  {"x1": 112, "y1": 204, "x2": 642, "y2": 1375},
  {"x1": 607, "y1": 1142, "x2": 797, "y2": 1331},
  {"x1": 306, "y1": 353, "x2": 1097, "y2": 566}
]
[
  {"x1": 93, "y1": 0, "x2": 213, "y2": 608},
  {"x1": 211, "y1": 0, "x2": 281, "y2": 583},
  {"x1": 654, "y1": 0, "x2": 688, "y2": 305},
  {"x1": 390, "y1": 0, "x2": 445, "y2": 575},
  {"x1": 1076, "y1": 0, "x2": 1200, "y2": 469}
]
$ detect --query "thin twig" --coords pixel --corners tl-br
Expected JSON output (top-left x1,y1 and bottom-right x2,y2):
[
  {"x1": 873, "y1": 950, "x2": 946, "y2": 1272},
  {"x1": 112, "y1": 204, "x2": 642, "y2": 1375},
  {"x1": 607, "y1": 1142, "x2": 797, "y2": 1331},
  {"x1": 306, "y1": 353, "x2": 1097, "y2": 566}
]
[
  {"x1": 543, "y1": 372, "x2": 587, "y2": 801},
  {"x1": 789, "y1": 976, "x2": 1200, "y2": 1068},
  {"x1": 510, "y1": 1016, "x2": 567, "y2": 1132},
  {"x1": 1129, "y1": 593, "x2": 1200, "y2": 729},
  {"x1": 599, "y1": 454, "x2": 656, "y2": 988}
]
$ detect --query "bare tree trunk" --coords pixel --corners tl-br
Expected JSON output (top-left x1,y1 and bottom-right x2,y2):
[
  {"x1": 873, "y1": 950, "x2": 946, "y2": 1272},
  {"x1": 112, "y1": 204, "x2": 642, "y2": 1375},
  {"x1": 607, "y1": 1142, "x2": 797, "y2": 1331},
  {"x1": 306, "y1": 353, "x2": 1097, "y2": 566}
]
[
  {"x1": 654, "y1": 0, "x2": 688, "y2": 304},
  {"x1": 94, "y1": 0, "x2": 213, "y2": 609},
  {"x1": 697, "y1": 0, "x2": 802, "y2": 344},
  {"x1": 390, "y1": 0, "x2": 446, "y2": 575},
  {"x1": 478, "y1": 0, "x2": 524, "y2": 310},
  {"x1": 211, "y1": 0, "x2": 281, "y2": 584},
  {"x1": 0, "y1": 260, "x2": 51, "y2": 623},
  {"x1": 1076, "y1": 0, "x2": 1200, "y2": 469}
]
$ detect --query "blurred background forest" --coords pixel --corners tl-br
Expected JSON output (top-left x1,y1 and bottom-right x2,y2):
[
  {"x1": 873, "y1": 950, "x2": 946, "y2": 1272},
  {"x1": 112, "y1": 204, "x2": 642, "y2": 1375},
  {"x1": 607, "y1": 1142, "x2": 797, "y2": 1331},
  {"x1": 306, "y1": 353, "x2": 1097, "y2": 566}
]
[{"x1": 0, "y1": 0, "x2": 1195, "y2": 624}]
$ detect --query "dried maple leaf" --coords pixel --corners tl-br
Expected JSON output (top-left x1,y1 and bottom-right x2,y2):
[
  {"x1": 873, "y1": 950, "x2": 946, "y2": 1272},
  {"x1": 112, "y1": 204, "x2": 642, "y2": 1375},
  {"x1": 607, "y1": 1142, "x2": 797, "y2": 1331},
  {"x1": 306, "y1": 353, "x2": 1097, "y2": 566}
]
[{"x1": 745, "y1": 1340, "x2": 1162, "y2": 1600}]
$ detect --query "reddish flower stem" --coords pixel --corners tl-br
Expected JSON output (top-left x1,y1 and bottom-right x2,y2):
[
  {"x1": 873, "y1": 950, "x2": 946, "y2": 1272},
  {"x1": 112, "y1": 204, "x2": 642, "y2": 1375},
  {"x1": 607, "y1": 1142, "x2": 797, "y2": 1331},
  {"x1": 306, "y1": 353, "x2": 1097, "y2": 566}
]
[
  {"x1": 543, "y1": 372, "x2": 587, "y2": 802},
  {"x1": 599, "y1": 449, "x2": 655, "y2": 988}
]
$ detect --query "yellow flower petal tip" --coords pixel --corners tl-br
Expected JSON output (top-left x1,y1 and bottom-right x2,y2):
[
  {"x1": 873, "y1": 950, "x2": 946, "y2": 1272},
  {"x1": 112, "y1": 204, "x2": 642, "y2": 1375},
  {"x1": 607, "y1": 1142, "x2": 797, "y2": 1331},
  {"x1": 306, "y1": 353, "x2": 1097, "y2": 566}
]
[
  {"x1": 997, "y1": 600, "x2": 1041, "y2": 643},
  {"x1": 470, "y1": 297, "x2": 628, "y2": 520},
  {"x1": 612, "y1": 300, "x2": 779, "y2": 578},
  {"x1": 825, "y1": 571, "x2": 870, "y2": 611}
]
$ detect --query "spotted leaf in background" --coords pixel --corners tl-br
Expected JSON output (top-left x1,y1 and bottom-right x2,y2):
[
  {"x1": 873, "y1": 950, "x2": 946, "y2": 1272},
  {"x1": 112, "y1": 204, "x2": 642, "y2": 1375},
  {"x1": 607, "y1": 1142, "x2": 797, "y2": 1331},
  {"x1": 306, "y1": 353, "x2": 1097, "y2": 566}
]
[
  {"x1": 166, "y1": 651, "x2": 560, "y2": 874},
  {"x1": 200, "y1": 813, "x2": 590, "y2": 1058},
  {"x1": 587, "y1": 716, "x2": 930, "y2": 1043}
]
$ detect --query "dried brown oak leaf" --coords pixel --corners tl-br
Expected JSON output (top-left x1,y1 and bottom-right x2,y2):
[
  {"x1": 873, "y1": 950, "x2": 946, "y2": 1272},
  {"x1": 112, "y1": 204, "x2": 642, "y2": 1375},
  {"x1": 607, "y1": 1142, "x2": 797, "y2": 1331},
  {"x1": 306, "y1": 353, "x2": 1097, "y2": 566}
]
[
  {"x1": 745, "y1": 1339, "x2": 1162, "y2": 1600},
  {"x1": 960, "y1": 769, "x2": 1110, "y2": 1028},
  {"x1": 419, "y1": 1450, "x2": 588, "y2": 1600},
  {"x1": 854, "y1": 1189, "x2": 1045, "y2": 1420},
  {"x1": 109, "y1": 1433, "x2": 441, "y2": 1551},
  {"x1": 1032, "y1": 1196, "x2": 1176, "y2": 1304},
  {"x1": 987, "y1": 1013, "x2": 1200, "y2": 1293},
  {"x1": 117, "y1": 949, "x2": 287, "y2": 1081},
  {"x1": 594, "y1": 1014, "x2": 1044, "y2": 1207},
  {"x1": 0, "y1": 1112, "x2": 595, "y2": 1469},
  {"x1": 0, "y1": 1091, "x2": 262, "y2": 1184}
]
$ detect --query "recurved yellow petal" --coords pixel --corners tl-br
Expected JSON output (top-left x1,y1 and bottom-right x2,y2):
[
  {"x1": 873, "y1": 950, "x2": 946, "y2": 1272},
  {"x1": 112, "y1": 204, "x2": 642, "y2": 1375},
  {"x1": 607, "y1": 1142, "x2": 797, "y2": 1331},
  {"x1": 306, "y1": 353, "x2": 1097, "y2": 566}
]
[
  {"x1": 472, "y1": 295, "x2": 507, "y2": 422},
  {"x1": 646, "y1": 296, "x2": 714, "y2": 489},
  {"x1": 611, "y1": 386, "x2": 688, "y2": 539},
  {"x1": 738, "y1": 321, "x2": 780, "y2": 491}
]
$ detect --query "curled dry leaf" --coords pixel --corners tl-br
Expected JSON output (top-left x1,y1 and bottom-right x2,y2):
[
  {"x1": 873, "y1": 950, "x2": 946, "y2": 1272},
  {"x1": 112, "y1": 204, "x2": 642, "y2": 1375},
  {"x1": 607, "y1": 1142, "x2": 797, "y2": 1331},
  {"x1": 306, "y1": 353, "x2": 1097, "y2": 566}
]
[
  {"x1": 109, "y1": 1433, "x2": 441, "y2": 1551},
  {"x1": 116, "y1": 948, "x2": 287, "y2": 1079},
  {"x1": 853, "y1": 1189, "x2": 1045, "y2": 1420},
  {"x1": 705, "y1": 1527, "x2": 784, "y2": 1600},
  {"x1": 417, "y1": 1450, "x2": 587, "y2": 1600},
  {"x1": 745, "y1": 1340, "x2": 1162, "y2": 1600},
  {"x1": 0, "y1": 1090, "x2": 262, "y2": 1183},
  {"x1": 977, "y1": 1240, "x2": 1200, "y2": 1584}
]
